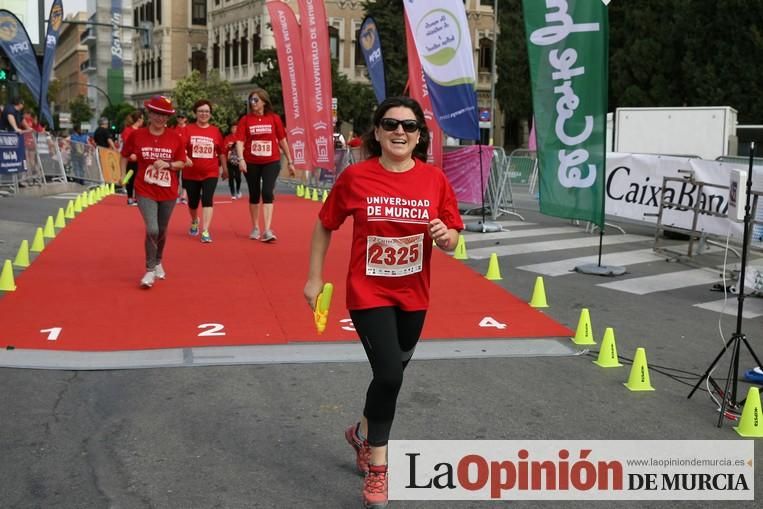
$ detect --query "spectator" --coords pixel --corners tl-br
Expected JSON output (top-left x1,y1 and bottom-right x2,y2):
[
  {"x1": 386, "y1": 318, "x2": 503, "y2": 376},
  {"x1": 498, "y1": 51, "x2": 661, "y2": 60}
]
[
  {"x1": 93, "y1": 117, "x2": 117, "y2": 150},
  {"x1": 0, "y1": 97, "x2": 32, "y2": 133}
]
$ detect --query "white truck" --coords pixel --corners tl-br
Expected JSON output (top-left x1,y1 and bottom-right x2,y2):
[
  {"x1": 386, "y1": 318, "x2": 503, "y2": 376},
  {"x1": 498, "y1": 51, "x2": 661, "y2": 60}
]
[{"x1": 613, "y1": 106, "x2": 738, "y2": 160}]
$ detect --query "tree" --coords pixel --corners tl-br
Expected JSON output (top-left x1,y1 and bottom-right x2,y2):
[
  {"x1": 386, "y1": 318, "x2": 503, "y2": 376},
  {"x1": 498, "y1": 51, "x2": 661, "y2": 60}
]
[
  {"x1": 69, "y1": 95, "x2": 93, "y2": 128},
  {"x1": 172, "y1": 70, "x2": 245, "y2": 132},
  {"x1": 101, "y1": 102, "x2": 139, "y2": 131},
  {"x1": 495, "y1": 0, "x2": 532, "y2": 148}
]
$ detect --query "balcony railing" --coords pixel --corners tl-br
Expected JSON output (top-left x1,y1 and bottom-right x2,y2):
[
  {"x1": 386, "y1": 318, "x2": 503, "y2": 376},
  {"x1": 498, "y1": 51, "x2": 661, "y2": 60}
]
[{"x1": 80, "y1": 28, "x2": 96, "y2": 45}]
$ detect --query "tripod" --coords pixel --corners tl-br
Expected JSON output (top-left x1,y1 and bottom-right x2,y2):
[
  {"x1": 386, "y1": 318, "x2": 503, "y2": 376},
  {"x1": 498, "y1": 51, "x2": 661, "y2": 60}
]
[{"x1": 688, "y1": 142, "x2": 763, "y2": 428}]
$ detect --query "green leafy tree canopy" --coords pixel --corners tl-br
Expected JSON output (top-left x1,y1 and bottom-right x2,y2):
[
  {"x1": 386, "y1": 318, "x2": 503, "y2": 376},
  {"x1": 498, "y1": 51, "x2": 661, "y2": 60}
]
[
  {"x1": 69, "y1": 95, "x2": 93, "y2": 128},
  {"x1": 172, "y1": 70, "x2": 244, "y2": 132}
]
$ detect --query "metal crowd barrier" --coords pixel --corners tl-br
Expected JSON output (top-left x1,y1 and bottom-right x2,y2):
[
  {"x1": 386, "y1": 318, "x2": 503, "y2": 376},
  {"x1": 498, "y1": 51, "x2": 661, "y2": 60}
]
[{"x1": 0, "y1": 132, "x2": 99, "y2": 195}]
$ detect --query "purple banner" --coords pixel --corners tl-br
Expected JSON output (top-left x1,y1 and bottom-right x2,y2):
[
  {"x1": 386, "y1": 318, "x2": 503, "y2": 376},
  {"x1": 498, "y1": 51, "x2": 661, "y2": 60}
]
[{"x1": 442, "y1": 146, "x2": 494, "y2": 204}]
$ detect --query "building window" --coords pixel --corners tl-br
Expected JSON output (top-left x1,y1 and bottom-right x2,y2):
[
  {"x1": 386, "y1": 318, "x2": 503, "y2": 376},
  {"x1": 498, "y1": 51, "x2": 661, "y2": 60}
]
[
  {"x1": 157, "y1": 56, "x2": 162, "y2": 78},
  {"x1": 240, "y1": 35, "x2": 248, "y2": 64},
  {"x1": 134, "y1": 8, "x2": 138, "y2": 26},
  {"x1": 354, "y1": 29, "x2": 365, "y2": 66},
  {"x1": 191, "y1": 50, "x2": 206, "y2": 78},
  {"x1": 252, "y1": 33, "x2": 260, "y2": 63},
  {"x1": 135, "y1": 63, "x2": 139, "y2": 83},
  {"x1": 478, "y1": 37, "x2": 492, "y2": 72},
  {"x1": 328, "y1": 26, "x2": 339, "y2": 61},
  {"x1": 480, "y1": 0, "x2": 495, "y2": 7},
  {"x1": 233, "y1": 35, "x2": 239, "y2": 66},
  {"x1": 157, "y1": 0, "x2": 161, "y2": 24},
  {"x1": 147, "y1": 1, "x2": 154, "y2": 22},
  {"x1": 225, "y1": 41, "x2": 230, "y2": 68},
  {"x1": 191, "y1": 0, "x2": 206, "y2": 25},
  {"x1": 150, "y1": 59, "x2": 155, "y2": 80},
  {"x1": 213, "y1": 43, "x2": 220, "y2": 69}
]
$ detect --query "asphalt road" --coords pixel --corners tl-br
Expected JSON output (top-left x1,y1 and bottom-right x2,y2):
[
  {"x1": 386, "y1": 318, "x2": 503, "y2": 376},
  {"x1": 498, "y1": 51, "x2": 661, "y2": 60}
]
[{"x1": 1, "y1": 183, "x2": 761, "y2": 508}]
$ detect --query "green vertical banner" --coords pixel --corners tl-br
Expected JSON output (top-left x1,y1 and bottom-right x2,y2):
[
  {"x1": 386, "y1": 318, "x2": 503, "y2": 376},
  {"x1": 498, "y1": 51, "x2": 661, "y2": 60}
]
[{"x1": 523, "y1": 0, "x2": 608, "y2": 226}]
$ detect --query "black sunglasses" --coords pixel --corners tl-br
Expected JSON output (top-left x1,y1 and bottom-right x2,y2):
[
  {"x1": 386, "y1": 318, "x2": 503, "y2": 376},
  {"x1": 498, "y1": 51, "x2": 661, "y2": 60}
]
[{"x1": 379, "y1": 118, "x2": 420, "y2": 133}]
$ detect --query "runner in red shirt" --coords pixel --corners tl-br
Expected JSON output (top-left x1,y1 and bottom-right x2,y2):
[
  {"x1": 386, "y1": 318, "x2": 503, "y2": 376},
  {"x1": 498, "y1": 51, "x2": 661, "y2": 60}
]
[
  {"x1": 120, "y1": 95, "x2": 187, "y2": 288},
  {"x1": 304, "y1": 96, "x2": 463, "y2": 509},
  {"x1": 222, "y1": 123, "x2": 242, "y2": 199},
  {"x1": 235, "y1": 87, "x2": 295, "y2": 242},
  {"x1": 121, "y1": 110, "x2": 144, "y2": 205},
  {"x1": 183, "y1": 99, "x2": 225, "y2": 243},
  {"x1": 174, "y1": 111, "x2": 190, "y2": 204}
]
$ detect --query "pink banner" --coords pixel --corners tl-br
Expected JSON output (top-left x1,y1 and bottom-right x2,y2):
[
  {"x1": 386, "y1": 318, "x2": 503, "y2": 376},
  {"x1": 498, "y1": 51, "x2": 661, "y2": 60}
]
[
  {"x1": 265, "y1": 0, "x2": 312, "y2": 170},
  {"x1": 442, "y1": 146, "x2": 494, "y2": 204},
  {"x1": 405, "y1": 16, "x2": 442, "y2": 169},
  {"x1": 297, "y1": 0, "x2": 334, "y2": 170}
]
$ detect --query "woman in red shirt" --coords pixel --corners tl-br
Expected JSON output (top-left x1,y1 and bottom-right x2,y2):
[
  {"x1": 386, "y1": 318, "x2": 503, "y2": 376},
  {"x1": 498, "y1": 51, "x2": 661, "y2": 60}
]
[
  {"x1": 222, "y1": 123, "x2": 242, "y2": 199},
  {"x1": 304, "y1": 96, "x2": 463, "y2": 508},
  {"x1": 121, "y1": 110, "x2": 144, "y2": 205},
  {"x1": 183, "y1": 99, "x2": 225, "y2": 243},
  {"x1": 120, "y1": 95, "x2": 187, "y2": 288},
  {"x1": 235, "y1": 88, "x2": 295, "y2": 242}
]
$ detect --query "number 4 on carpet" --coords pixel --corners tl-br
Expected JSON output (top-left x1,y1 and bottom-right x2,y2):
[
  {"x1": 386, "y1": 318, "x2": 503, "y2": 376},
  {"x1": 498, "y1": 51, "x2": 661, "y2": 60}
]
[{"x1": 479, "y1": 317, "x2": 507, "y2": 330}]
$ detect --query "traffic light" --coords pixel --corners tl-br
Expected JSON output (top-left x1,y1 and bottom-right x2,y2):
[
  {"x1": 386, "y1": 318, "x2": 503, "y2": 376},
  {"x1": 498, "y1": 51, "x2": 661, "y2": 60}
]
[{"x1": 0, "y1": 69, "x2": 7, "y2": 82}]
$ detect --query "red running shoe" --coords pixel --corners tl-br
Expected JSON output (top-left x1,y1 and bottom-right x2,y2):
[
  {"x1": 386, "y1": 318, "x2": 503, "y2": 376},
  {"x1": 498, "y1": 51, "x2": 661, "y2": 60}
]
[
  {"x1": 363, "y1": 464, "x2": 388, "y2": 508},
  {"x1": 344, "y1": 423, "x2": 370, "y2": 475}
]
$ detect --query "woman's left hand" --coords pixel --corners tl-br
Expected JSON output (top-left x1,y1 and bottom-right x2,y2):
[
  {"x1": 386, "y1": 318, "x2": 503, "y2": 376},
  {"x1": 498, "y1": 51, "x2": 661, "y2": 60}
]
[{"x1": 429, "y1": 219, "x2": 453, "y2": 250}]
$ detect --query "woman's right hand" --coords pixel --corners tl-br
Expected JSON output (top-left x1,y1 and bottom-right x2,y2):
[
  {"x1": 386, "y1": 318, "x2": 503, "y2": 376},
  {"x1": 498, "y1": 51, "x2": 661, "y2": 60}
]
[
  {"x1": 303, "y1": 278, "x2": 324, "y2": 311},
  {"x1": 239, "y1": 159, "x2": 247, "y2": 174}
]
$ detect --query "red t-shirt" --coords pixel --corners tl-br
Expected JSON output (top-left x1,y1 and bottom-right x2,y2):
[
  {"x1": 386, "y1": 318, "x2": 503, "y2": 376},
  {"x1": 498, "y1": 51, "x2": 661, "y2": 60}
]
[
  {"x1": 222, "y1": 133, "x2": 239, "y2": 165},
  {"x1": 184, "y1": 123, "x2": 223, "y2": 181},
  {"x1": 319, "y1": 157, "x2": 464, "y2": 311},
  {"x1": 121, "y1": 125, "x2": 137, "y2": 146},
  {"x1": 236, "y1": 112, "x2": 286, "y2": 164},
  {"x1": 121, "y1": 127, "x2": 186, "y2": 201}
]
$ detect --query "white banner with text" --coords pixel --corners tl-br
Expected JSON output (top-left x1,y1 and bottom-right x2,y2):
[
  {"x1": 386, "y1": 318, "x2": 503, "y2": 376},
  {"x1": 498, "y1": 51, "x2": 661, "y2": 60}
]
[{"x1": 389, "y1": 440, "x2": 754, "y2": 501}]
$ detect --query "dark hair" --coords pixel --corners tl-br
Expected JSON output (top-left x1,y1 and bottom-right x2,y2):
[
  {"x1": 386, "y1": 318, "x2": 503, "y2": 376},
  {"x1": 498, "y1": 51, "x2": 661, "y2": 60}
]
[
  {"x1": 11, "y1": 97, "x2": 23, "y2": 106},
  {"x1": 248, "y1": 88, "x2": 273, "y2": 114},
  {"x1": 363, "y1": 96, "x2": 429, "y2": 162},
  {"x1": 124, "y1": 111, "x2": 142, "y2": 127},
  {"x1": 193, "y1": 99, "x2": 212, "y2": 114}
]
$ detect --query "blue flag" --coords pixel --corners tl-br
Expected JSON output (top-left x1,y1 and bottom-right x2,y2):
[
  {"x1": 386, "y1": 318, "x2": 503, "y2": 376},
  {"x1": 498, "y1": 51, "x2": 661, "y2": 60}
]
[
  {"x1": 0, "y1": 11, "x2": 41, "y2": 105},
  {"x1": 40, "y1": 0, "x2": 65, "y2": 128},
  {"x1": 358, "y1": 17, "x2": 386, "y2": 104}
]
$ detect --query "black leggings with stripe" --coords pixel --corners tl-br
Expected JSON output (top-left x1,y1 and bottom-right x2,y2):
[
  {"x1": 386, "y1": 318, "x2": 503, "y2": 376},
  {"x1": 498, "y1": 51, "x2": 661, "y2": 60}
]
[{"x1": 349, "y1": 306, "x2": 427, "y2": 447}]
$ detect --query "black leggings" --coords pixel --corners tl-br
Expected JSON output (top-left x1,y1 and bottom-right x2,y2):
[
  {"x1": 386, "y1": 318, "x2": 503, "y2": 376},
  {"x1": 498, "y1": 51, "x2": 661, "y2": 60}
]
[
  {"x1": 244, "y1": 161, "x2": 280, "y2": 204},
  {"x1": 349, "y1": 306, "x2": 427, "y2": 447},
  {"x1": 183, "y1": 178, "x2": 218, "y2": 209},
  {"x1": 227, "y1": 163, "x2": 241, "y2": 194},
  {"x1": 125, "y1": 161, "x2": 138, "y2": 198}
]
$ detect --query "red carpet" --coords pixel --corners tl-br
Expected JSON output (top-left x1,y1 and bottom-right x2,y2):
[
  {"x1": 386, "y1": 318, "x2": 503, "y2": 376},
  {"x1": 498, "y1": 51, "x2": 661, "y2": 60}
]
[{"x1": 0, "y1": 194, "x2": 572, "y2": 351}]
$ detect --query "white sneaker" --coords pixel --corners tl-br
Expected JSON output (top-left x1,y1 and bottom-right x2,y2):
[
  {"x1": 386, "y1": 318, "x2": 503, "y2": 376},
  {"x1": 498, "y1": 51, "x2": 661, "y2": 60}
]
[
  {"x1": 140, "y1": 271, "x2": 156, "y2": 288},
  {"x1": 236, "y1": 192, "x2": 243, "y2": 199},
  {"x1": 261, "y1": 229, "x2": 277, "y2": 242},
  {"x1": 249, "y1": 227, "x2": 260, "y2": 240},
  {"x1": 154, "y1": 263, "x2": 166, "y2": 279}
]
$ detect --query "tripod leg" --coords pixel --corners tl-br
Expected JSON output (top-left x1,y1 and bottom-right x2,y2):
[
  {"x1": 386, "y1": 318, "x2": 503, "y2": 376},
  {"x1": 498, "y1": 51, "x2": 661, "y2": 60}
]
[
  {"x1": 717, "y1": 337, "x2": 740, "y2": 428},
  {"x1": 688, "y1": 335, "x2": 735, "y2": 399}
]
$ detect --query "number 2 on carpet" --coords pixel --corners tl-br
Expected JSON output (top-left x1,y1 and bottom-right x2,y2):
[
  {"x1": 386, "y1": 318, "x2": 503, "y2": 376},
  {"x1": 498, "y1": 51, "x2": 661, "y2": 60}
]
[{"x1": 198, "y1": 323, "x2": 226, "y2": 336}]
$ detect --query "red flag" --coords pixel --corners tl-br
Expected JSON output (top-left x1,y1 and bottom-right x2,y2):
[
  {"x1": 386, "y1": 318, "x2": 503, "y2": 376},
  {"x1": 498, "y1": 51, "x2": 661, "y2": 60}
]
[
  {"x1": 297, "y1": 0, "x2": 335, "y2": 170},
  {"x1": 405, "y1": 16, "x2": 442, "y2": 169},
  {"x1": 265, "y1": 0, "x2": 312, "y2": 170}
]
